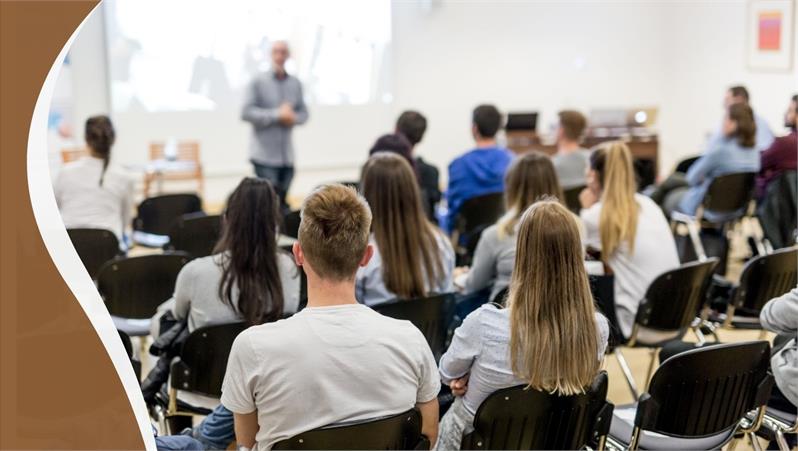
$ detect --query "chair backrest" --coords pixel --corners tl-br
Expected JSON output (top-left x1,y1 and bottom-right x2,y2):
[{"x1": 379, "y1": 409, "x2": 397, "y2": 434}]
[
  {"x1": 702, "y1": 172, "x2": 756, "y2": 215},
  {"x1": 167, "y1": 213, "x2": 221, "y2": 259},
  {"x1": 133, "y1": 194, "x2": 203, "y2": 236},
  {"x1": 637, "y1": 341, "x2": 773, "y2": 438},
  {"x1": 757, "y1": 170, "x2": 797, "y2": 249},
  {"x1": 170, "y1": 322, "x2": 248, "y2": 398},
  {"x1": 461, "y1": 371, "x2": 613, "y2": 450},
  {"x1": 563, "y1": 185, "x2": 586, "y2": 214},
  {"x1": 589, "y1": 274, "x2": 623, "y2": 347},
  {"x1": 272, "y1": 409, "x2": 423, "y2": 450},
  {"x1": 635, "y1": 259, "x2": 719, "y2": 333},
  {"x1": 67, "y1": 228, "x2": 120, "y2": 279},
  {"x1": 97, "y1": 253, "x2": 190, "y2": 319},
  {"x1": 733, "y1": 246, "x2": 798, "y2": 314},
  {"x1": 373, "y1": 293, "x2": 453, "y2": 359},
  {"x1": 456, "y1": 192, "x2": 506, "y2": 236},
  {"x1": 281, "y1": 210, "x2": 301, "y2": 239},
  {"x1": 149, "y1": 140, "x2": 201, "y2": 163},
  {"x1": 675, "y1": 156, "x2": 700, "y2": 174}
]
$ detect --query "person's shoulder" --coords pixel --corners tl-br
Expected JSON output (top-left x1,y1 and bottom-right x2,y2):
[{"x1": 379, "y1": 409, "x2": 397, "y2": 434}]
[
  {"x1": 238, "y1": 315, "x2": 302, "y2": 347},
  {"x1": 634, "y1": 193, "x2": 659, "y2": 210},
  {"x1": 181, "y1": 254, "x2": 219, "y2": 277},
  {"x1": 480, "y1": 223, "x2": 502, "y2": 241}
]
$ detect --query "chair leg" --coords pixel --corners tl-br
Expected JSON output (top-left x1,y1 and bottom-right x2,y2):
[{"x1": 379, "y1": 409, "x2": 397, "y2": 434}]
[
  {"x1": 748, "y1": 431, "x2": 763, "y2": 451},
  {"x1": 644, "y1": 348, "x2": 660, "y2": 391},
  {"x1": 775, "y1": 430, "x2": 790, "y2": 451},
  {"x1": 685, "y1": 219, "x2": 708, "y2": 261},
  {"x1": 614, "y1": 348, "x2": 639, "y2": 400}
]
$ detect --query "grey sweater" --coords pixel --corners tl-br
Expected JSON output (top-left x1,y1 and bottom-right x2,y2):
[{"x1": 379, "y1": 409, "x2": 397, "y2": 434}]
[
  {"x1": 464, "y1": 224, "x2": 516, "y2": 302},
  {"x1": 760, "y1": 287, "x2": 798, "y2": 407}
]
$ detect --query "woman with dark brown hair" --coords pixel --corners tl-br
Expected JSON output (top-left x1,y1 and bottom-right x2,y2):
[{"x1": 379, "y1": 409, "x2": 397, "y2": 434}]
[{"x1": 357, "y1": 152, "x2": 454, "y2": 305}]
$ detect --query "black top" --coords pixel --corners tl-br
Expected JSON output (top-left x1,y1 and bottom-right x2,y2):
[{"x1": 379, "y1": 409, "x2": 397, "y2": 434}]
[{"x1": 416, "y1": 156, "x2": 441, "y2": 221}]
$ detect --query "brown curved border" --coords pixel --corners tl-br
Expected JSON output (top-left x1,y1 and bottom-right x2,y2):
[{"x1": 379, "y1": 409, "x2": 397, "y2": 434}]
[{"x1": 0, "y1": 2, "x2": 144, "y2": 449}]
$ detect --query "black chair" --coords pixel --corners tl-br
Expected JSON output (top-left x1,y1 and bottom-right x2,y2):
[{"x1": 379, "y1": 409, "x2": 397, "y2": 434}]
[
  {"x1": 563, "y1": 185, "x2": 586, "y2": 214},
  {"x1": 118, "y1": 329, "x2": 141, "y2": 381},
  {"x1": 160, "y1": 321, "x2": 248, "y2": 427},
  {"x1": 717, "y1": 246, "x2": 798, "y2": 334},
  {"x1": 607, "y1": 341, "x2": 773, "y2": 450},
  {"x1": 273, "y1": 408, "x2": 425, "y2": 450},
  {"x1": 758, "y1": 407, "x2": 798, "y2": 451},
  {"x1": 613, "y1": 258, "x2": 719, "y2": 400},
  {"x1": 674, "y1": 155, "x2": 700, "y2": 174},
  {"x1": 757, "y1": 170, "x2": 797, "y2": 250},
  {"x1": 282, "y1": 210, "x2": 301, "y2": 239},
  {"x1": 97, "y1": 252, "x2": 190, "y2": 336},
  {"x1": 166, "y1": 213, "x2": 221, "y2": 259},
  {"x1": 453, "y1": 192, "x2": 505, "y2": 266},
  {"x1": 671, "y1": 172, "x2": 756, "y2": 263},
  {"x1": 461, "y1": 371, "x2": 614, "y2": 450},
  {"x1": 67, "y1": 228, "x2": 121, "y2": 279},
  {"x1": 132, "y1": 193, "x2": 203, "y2": 247},
  {"x1": 373, "y1": 293, "x2": 454, "y2": 359}
]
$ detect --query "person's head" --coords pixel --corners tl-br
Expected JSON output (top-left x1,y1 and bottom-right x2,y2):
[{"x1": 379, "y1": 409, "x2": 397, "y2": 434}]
[
  {"x1": 723, "y1": 103, "x2": 757, "y2": 148},
  {"x1": 588, "y1": 142, "x2": 639, "y2": 261},
  {"x1": 471, "y1": 104, "x2": 503, "y2": 141},
  {"x1": 84, "y1": 115, "x2": 116, "y2": 186},
  {"x1": 498, "y1": 151, "x2": 565, "y2": 237},
  {"x1": 215, "y1": 177, "x2": 284, "y2": 325},
  {"x1": 294, "y1": 184, "x2": 373, "y2": 283},
  {"x1": 508, "y1": 200, "x2": 601, "y2": 395},
  {"x1": 785, "y1": 94, "x2": 797, "y2": 130},
  {"x1": 724, "y1": 85, "x2": 750, "y2": 108},
  {"x1": 396, "y1": 110, "x2": 428, "y2": 148},
  {"x1": 360, "y1": 152, "x2": 444, "y2": 299},
  {"x1": 271, "y1": 40, "x2": 290, "y2": 73},
  {"x1": 368, "y1": 133, "x2": 415, "y2": 168},
  {"x1": 556, "y1": 110, "x2": 587, "y2": 144}
]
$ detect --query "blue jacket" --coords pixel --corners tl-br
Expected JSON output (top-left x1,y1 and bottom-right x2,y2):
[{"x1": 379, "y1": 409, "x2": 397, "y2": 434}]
[{"x1": 442, "y1": 146, "x2": 514, "y2": 233}]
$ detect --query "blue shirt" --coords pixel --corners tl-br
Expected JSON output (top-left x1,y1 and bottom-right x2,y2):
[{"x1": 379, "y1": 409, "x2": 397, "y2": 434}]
[
  {"x1": 678, "y1": 137, "x2": 761, "y2": 215},
  {"x1": 705, "y1": 112, "x2": 774, "y2": 153},
  {"x1": 441, "y1": 146, "x2": 514, "y2": 233}
]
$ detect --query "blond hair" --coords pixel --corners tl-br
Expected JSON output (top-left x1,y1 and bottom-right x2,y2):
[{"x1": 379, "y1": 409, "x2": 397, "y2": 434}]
[
  {"x1": 361, "y1": 153, "x2": 444, "y2": 299},
  {"x1": 508, "y1": 201, "x2": 601, "y2": 395},
  {"x1": 497, "y1": 151, "x2": 565, "y2": 239},
  {"x1": 298, "y1": 184, "x2": 372, "y2": 281},
  {"x1": 589, "y1": 142, "x2": 639, "y2": 261}
]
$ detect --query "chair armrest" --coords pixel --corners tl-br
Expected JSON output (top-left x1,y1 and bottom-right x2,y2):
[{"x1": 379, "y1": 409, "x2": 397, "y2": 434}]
[{"x1": 670, "y1": 211, "x2": 697, "y2": 225}]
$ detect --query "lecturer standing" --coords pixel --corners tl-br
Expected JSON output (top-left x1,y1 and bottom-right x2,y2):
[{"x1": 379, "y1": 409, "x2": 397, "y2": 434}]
[{"x1": 241, "y1": 40, "x2": 308, "y2": 208}]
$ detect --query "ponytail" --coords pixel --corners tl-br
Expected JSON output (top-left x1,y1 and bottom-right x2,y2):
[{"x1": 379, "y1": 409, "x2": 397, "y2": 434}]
[
  {"x1": 589, "y1": 142, "x2": 639, "y2": 261},
  {"x1": 84, "y1": 115, "x2": 115, "y2": 186}
]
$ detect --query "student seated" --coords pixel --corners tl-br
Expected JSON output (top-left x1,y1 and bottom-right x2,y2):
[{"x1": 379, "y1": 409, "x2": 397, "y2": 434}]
[
  {"x1": 357, "y1": 152, "x2": 454, "y2": 306},
  {"x1": 54, "y1": 115, "x2": 134, "y2": 242},
  {"x1": 221, "y1": 184, "x2": 440, "y2": 451},
  {"x1": 654, "y1": 103, "x2": 761, "y2": 218},
  {"x1": 442, "y1": 104, "x2": 513, "y2": 233},
  {"x1": 457, "y1": 151, "x2": 565, "y2": 304},
  {"x1": 580, "y1": 142, "x2": 679, "y2": 338},
  {"x1": 706, "y1": 85, "x2": 774, "y2": 152},
  {"x1": 396, "y1": 110, "x2": 441, "y2": 220},
  {"x1": 551, "y1": 110, "x2": 591, "y2": 189},
  {"x1": 436, "y1": 200, "x2": 609, "y2": 450},
  {"x1": 757, "y1": 94, "x2": 797, "y2": 200},
  {"x1": 172, "y1": 177, "x2": 300, "y2": 332},
  {"x1": 760, "y1": 288, "x2": 798, "y2": 417}
]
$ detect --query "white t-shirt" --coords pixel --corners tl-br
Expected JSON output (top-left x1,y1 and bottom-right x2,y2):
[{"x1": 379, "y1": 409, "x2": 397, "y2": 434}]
[
  {"x1": 221, "y1": 303, "x2": 441, "y2": 451},
  {"x1": 580, "y1": 194, "x2": 680, "y2": 337},
  {"x1": 54, "y1": 157, "x2": 134, "y2": 240}
]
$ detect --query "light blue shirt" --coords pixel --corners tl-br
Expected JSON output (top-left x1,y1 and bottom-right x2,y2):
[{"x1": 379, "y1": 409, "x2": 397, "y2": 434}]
[
  {"x1": 356, "y1": 230, "x2": 455, "y2": 306},
  {"x1": 678, "y1": 137, "x2": 761, "y2": 215},
  {"x1": 705, "y1": 112, "x2": 774, "y2": 152}
]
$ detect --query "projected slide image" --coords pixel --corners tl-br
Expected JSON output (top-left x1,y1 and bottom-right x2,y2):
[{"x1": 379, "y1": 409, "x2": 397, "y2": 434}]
[{"x1": 104, "y1": 0, "x2": 392, "y2": 112}]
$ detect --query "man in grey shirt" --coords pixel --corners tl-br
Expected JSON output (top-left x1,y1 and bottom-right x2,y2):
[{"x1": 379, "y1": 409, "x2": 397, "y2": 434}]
[
  {"x1": 241, "y1": 41, "x2": 309, "y2": 208},
  {"x1": 551, "y1": 110, "x2": 591, "y2": 190}
]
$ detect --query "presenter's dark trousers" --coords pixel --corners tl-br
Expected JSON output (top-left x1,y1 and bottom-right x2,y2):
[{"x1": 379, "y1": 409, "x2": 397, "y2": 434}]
[{"x1": 253, "y1": 162, "x2": 294, "y2": 210}]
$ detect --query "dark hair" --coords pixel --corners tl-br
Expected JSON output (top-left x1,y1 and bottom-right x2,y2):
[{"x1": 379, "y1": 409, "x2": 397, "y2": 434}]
[
  {"x1": 214, "y1": 177, "x2": 285, "y2": 325},
  {"x1": 793, "y1": 94, "x2": 798, "y2": 114},
  {"x1": 558, "y1": 110, "x2": 587, "y2": 141},
  {"x1": 368, "y1": 133, "x2": 417, "y2": 173},
  {"x1": 728, "y1": 103, "x2": 757, "y2": 148},
  {"x1": 85, "y1": 115, "x2": 116, "y2": 186},
  {"x1": 396, "y1": 111, "x2": 428, "y2": 146},
  {"x1": 729, "y1": 86, "x2": 750, "y2": 103},
  {"x1": 472, "y1": 104, "x2": 502, "y2": 138}
]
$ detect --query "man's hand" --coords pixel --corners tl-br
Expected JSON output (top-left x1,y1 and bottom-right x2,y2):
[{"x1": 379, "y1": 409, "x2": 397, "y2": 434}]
[
  {"x1": 450, "y1": 375, "x2": 469, "y2": 397},
  {"x1": 277, "y1": 102, "x2": 296, "y2": 126}
]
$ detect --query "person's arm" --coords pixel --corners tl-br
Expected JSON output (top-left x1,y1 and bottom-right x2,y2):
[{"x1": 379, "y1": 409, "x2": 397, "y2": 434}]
[
  {"x1": 439, "y1": 309, "x2": 482, "y2": 383},
  {"x1": 292, "y1": 81, "x2": 309, "y2": 125},
  {"x1": 684, "y1": 151, "x2": 718, "y2": 186},
  {"x1": 233, "y1": 411, "x2": 259, "y2": 450},
  {"x1": 170, "y1": 264, "x2": 193, "y2": 321},
  {"x1": 759, "y1": 138, "x2": 783, "y2": 174},
  {"x1": 760, "y1": 287, "x2": 798, "y2": 335},
  {"x1": 463, "y1": 228, "x2": 498, "y2": 294},
  {"x1": 241, "y1": 78, "x2": 279, "y2": 127},
  {"x1": 415, "y1": 398, "x2": 439, "y2": 449},
  {"x1": 120, "y1": 174, "x2": 134, "y2": 239}
]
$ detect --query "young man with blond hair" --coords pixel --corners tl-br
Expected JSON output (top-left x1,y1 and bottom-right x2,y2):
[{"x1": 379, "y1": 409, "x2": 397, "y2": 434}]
[{"x1": 221, "y1": 184, "x2": 440, "y2": 450}]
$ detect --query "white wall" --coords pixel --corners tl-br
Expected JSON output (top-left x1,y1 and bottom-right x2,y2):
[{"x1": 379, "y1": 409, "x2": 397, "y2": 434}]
[{"x1": 63, "y1": 0, "x2": 798, "y2": 203}]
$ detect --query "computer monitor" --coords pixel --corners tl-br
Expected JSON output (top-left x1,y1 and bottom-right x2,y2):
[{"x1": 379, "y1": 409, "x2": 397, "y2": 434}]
[{"x1": 505, "y1": 112, "x2": 538, "y2": 132}]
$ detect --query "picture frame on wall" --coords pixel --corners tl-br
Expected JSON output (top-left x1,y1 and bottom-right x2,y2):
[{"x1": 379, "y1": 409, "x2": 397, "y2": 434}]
[{"x1": 747, "y1": 0, "x2": 795, "y2": 70}]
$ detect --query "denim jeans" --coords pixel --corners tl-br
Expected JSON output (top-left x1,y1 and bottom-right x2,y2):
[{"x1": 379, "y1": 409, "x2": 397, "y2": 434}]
[
  {"x1": 190, "y1": 404, "x2": 235, "y2": 450},
  {"x1": 155, "y1": 435, "x2": 205, "y2": 451},
  {"x1": 252, "y1": 162, "x2": 294, "y2": 209}
]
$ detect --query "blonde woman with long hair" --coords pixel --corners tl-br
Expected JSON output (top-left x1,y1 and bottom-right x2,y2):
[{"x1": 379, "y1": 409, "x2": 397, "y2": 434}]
[
  {"x1": 457, "y1": 151, "x2": 566, "y2": 304},
  {"x1": 436, "y1": 200, "x2": 609, "y2": 450},
  {"x1": 357, "y1": 152, "x2": 454, "y2": 305},
  {"x1": 579, "y1": 141, "x2": 679, "y2": 338}
]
